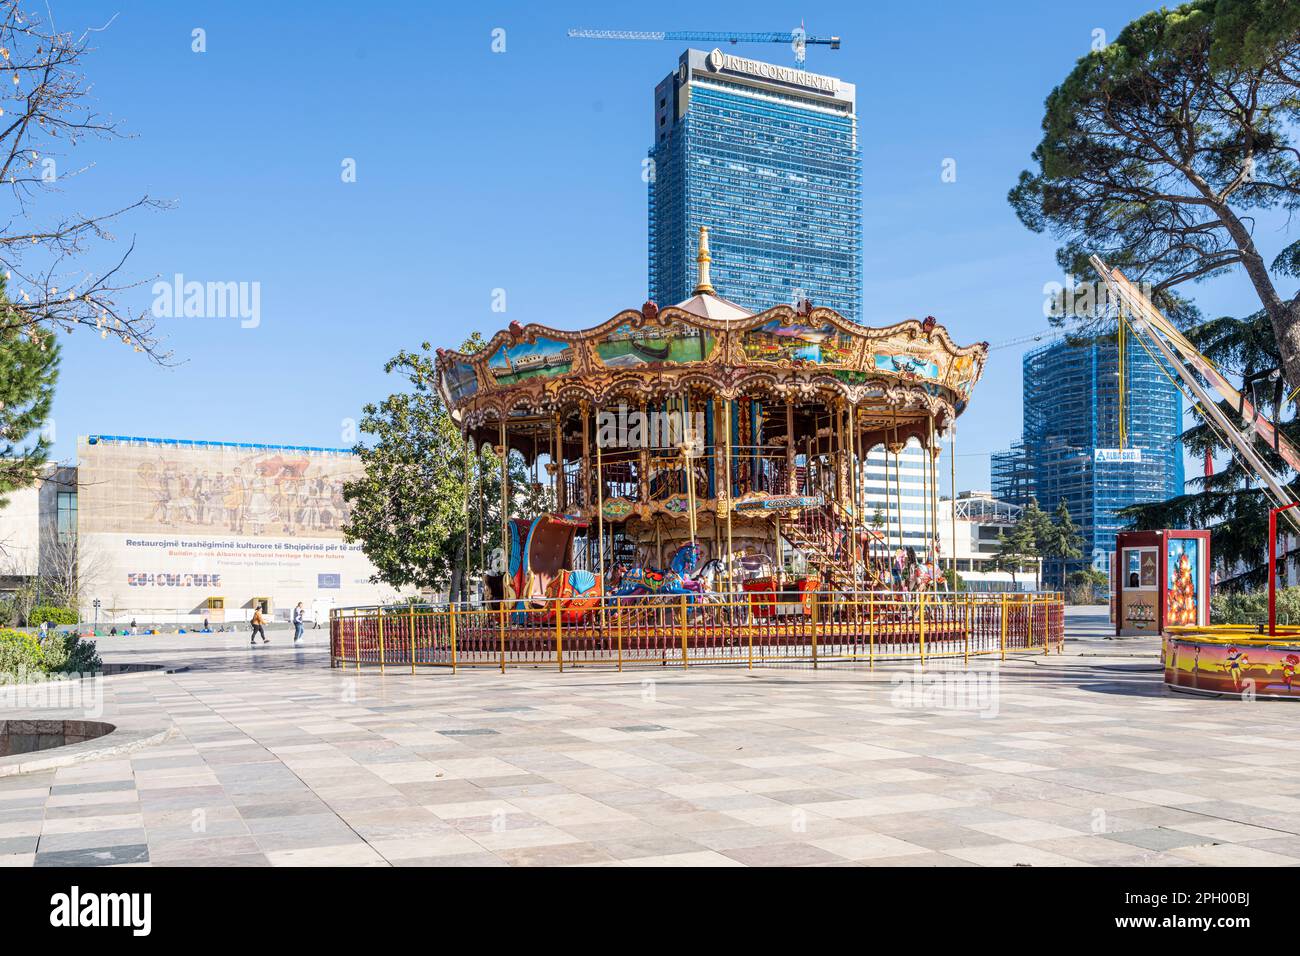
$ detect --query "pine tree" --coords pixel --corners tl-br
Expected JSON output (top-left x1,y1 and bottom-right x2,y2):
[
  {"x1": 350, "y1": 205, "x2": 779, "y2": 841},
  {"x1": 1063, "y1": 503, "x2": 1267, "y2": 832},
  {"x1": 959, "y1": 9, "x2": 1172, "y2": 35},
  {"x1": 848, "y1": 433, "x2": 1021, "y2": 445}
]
[
  {"x1": 995, "y1": 507, "x2": 1041, "y2": 589},
  {"x1": 1040, "y1": 498, "x2": 1084, "y2": 588},
  {"x1": 0, "y1": 281, "x2": 60, "y2": 506}
]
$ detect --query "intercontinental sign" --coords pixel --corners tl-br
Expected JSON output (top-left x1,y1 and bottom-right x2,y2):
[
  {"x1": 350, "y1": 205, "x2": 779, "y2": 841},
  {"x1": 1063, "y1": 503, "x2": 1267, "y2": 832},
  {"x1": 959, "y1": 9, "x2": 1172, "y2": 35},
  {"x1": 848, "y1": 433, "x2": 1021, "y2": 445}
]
[{"x1": 705, "y1": 48, "x2": 840, "y2": 94}]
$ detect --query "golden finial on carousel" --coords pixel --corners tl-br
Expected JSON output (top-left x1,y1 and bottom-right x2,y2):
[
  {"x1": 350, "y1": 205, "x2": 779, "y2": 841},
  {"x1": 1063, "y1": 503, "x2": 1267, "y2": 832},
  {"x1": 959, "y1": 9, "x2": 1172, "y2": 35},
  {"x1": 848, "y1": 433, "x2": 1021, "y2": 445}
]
[{"x1": 693, "y1": 225, "x2": 716, "y2": 296}]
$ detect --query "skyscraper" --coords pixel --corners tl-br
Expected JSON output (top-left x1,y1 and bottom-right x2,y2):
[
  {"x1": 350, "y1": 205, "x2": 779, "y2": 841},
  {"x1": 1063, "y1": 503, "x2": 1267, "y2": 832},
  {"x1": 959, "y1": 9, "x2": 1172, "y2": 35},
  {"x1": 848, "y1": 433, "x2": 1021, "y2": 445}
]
[
  {"x1": 995, "y1": 337, "x2": 1184, "y2": 585},
  {"x1": 648, "y1": 48, "x2": 861, "y2": 319}
]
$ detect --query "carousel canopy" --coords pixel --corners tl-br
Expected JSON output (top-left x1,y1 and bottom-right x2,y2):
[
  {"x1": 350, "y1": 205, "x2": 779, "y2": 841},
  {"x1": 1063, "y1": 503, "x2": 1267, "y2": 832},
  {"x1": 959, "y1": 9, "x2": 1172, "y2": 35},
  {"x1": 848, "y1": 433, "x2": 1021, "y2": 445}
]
[{"x1": 435, "y1": 228, "x2": 988, "y2": 453}]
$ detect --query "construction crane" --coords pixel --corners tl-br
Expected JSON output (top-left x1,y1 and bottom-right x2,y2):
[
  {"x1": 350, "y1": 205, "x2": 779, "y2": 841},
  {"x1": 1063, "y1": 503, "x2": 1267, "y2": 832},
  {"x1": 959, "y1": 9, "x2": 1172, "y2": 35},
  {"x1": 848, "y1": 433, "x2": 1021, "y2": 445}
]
[{"x1": 567, "y1": 27, "x2": 840, "y2": 68}]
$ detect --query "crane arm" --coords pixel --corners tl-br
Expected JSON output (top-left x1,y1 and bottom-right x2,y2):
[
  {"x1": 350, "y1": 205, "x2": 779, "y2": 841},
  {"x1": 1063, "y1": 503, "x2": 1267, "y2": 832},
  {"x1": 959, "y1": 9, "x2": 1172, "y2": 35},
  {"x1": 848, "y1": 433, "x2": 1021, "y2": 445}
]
[
  {"x1": 1091, "y1": 255, "x2": 1300, "y2": 520},
  {"x1": 568, "y1": 29, "x2": 840, "y2": 47}
]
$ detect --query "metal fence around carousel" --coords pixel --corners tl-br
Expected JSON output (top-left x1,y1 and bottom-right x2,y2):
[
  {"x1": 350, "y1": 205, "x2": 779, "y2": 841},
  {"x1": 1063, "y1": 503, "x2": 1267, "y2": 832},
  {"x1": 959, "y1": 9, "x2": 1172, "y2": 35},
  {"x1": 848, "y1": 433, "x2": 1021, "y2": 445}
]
[{"x1": 329, "y1": 590, "x2": 1065, "y2": 673}]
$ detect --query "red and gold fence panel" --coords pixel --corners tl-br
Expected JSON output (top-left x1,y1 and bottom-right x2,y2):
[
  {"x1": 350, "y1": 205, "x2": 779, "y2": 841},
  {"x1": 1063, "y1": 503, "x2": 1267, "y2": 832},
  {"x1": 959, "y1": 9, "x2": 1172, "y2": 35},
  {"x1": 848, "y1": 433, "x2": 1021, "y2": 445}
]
[{"x1": 330, "y1": 590, "x2": 1066, "y2": 673}]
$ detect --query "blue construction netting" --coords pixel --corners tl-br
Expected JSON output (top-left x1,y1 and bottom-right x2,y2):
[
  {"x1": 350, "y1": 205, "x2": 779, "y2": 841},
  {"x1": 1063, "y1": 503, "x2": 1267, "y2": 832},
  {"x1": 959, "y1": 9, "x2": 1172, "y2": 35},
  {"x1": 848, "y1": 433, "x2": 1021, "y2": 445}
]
[{"x1": 84, "y1": 435, "x2": 356, "y2": 455}]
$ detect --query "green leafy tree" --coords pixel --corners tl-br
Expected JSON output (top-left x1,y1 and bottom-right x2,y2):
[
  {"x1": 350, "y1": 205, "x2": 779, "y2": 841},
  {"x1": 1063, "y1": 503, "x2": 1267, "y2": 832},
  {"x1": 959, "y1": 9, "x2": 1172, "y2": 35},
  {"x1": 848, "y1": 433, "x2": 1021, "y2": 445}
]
[
  {"x1": 1010, "y1": 0, "x2": 1300, "y2": 385},
  {"x1": 0, "y1": 282, "x2": 59, "y2": 504},
  {"x1": 343, "y1": 336, "x2": 550, "y2": 602}
]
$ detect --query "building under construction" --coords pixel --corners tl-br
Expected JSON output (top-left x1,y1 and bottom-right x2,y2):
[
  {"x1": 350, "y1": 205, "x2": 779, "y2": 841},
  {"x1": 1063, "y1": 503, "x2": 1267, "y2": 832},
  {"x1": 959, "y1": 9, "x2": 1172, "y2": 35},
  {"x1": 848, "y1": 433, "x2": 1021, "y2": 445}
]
[{"x1": 995, "y1": 336, "x2": 1184, "y2": 586}]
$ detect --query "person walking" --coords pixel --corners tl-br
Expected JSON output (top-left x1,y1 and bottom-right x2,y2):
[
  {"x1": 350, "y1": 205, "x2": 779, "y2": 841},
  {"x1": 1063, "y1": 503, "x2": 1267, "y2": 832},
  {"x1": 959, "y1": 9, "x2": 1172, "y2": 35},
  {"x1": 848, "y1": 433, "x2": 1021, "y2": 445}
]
[
  {"x1": 292, "y1": 602, "x2": 304, "y2": 644},
  {"x1": 250, "y1": 607, "x2": 269, "y2": 645}
]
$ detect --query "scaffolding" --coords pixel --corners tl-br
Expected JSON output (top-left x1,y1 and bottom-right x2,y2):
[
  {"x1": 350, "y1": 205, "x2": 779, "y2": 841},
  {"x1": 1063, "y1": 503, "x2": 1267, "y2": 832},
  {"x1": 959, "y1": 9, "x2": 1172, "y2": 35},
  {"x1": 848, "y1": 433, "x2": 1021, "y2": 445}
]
[{"x1": 1017, "y1": 335, "x2": 1184, "y2": 585}]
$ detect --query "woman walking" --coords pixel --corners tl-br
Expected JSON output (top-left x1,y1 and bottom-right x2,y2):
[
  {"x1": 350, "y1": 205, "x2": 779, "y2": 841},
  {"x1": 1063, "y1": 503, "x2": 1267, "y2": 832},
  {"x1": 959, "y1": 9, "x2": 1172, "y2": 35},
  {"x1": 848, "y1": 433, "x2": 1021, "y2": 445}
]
[{"x1": 250, "y1": 606, "x2": 269, "y2": 645}]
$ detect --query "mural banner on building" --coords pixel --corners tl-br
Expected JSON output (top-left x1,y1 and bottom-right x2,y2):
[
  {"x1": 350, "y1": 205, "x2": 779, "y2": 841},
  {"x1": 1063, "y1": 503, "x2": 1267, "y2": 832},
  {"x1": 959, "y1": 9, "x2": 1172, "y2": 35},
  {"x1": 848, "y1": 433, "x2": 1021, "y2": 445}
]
[{"x1": 76, "y1": 438, "x2": 398, "y2": 619}]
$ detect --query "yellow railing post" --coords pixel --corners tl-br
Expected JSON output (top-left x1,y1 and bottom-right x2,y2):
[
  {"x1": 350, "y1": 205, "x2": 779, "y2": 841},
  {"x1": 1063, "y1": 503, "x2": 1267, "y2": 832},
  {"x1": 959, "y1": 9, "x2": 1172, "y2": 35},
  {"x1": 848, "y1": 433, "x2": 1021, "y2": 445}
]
[
  {"x1": 868, "y1": 590, "x2": 875, "y2": 670},
  {"x1": 615, "y1": 598, "x2": 622, "y2": 672},
  {"x1": 1000, "y1": 593, "x2": 1008, "y2": 661},
  {"x1": 555, "y1": 598, "x2": 564, "y2": 673},
  {"x1": 451, "y1": 604, "x2": 459, "y2": 673},
  {"x1": 448, "y1": 606, "x2": 458, "y2": 674},
  {"x1": 810, "y1": 591, "x2": 819, "y2": 669},
  {"x1": 1029, "y1": 593, "x2": 1039, "y2": 654},
  {"x1": 679, "y1": 595, "x2": 689, "y2": 667},
  {"x1": 409, "y1": 603, "x2": 417, "y2": 675},
  {"x1": 747, "y1": 595, "x2": 754, "y2": 670},
  {"x1": 498, "y1": 600, "x2": 506, "y2": 675},
  {"x1": 963, "y1": 592, "x2": 969, "y2": 666},
  {"x1": 378, "y1": 608, "x2": 386, "y2": 674},
  {"x1": 918, "y1": 593, "x2": 926, "y2": 667}
]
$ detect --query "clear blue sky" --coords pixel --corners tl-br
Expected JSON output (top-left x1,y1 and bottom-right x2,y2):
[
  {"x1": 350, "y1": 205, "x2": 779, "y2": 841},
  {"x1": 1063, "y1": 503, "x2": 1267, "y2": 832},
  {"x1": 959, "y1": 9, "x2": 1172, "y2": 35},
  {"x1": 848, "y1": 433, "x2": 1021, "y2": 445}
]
[{"x1": 42, "y1": 0, "x2": 1284, "y2": 493}]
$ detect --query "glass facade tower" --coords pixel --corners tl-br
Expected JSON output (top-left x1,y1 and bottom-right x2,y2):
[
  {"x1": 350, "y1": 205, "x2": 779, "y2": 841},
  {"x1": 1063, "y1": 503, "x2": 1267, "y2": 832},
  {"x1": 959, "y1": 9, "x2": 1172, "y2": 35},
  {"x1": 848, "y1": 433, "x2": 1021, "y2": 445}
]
[
  {"x1": 994, "y1": 337, "x2": 1184, "y2": 585},
  {"x1": 648, "y1": 49, "x2": 861, "y2": 319}
]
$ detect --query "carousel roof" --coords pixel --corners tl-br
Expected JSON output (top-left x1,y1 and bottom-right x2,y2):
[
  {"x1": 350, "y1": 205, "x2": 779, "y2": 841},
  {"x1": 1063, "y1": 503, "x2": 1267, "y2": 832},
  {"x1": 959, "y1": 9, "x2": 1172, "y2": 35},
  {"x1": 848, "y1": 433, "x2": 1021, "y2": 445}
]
[
  {"x1": 434, "y1": 227, "x2": 989, "y2": 450},
  {"x1": 673, "y1": 291, "x2": 754, "y2": 322}
]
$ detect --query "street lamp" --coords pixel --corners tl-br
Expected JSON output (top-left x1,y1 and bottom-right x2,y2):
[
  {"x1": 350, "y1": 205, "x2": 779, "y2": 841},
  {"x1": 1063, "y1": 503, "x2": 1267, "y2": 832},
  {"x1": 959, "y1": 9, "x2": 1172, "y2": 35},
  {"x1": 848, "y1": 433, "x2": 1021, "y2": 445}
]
[{"x1": 92, "y1": 599, "x2": 101, "y2": 630}]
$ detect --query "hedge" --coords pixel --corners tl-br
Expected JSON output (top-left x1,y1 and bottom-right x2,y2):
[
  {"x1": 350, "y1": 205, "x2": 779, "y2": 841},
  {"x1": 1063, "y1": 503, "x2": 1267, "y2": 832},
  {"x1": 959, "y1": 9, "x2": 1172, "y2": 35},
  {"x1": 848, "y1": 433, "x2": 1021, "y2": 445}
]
[
  {"x1": 29, "y1": 605, "x2": 79, "y2": 627},
  {"x1": 0, "y1": 629, "x2": 45, "y2": 681}
]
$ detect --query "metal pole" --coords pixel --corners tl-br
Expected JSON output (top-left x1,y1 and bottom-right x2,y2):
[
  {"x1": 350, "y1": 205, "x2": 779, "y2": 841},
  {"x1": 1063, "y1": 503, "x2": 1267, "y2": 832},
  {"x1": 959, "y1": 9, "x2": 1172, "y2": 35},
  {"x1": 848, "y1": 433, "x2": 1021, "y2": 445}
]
[
  {"x1": 449, "y1": 605, "x2": 457, "y2": 674},
  {"x1": 463, "y1": 436, "x2": 471, "y2": 607},
  {"x1": 595, "y1": 404, "x2": 607, "y2": 641},
  {"x1": 1000, "y1": 593, "x2": 1008, "y2": 661},
  {"x1": 811, "y1": 591, "x2": 819, "y2": 669},
  {"x1": 724, "y1": 398, "x2": 735, "y2": 596},
  {"x1": 679, "y1": 594, "x2": 689, "y2": 667},
  {"x1": 555, "y1": 592, "x2": 564, "y2": 673},
  {"x1": 498, "y1": 418, "x2": 508, "y2": 675}
]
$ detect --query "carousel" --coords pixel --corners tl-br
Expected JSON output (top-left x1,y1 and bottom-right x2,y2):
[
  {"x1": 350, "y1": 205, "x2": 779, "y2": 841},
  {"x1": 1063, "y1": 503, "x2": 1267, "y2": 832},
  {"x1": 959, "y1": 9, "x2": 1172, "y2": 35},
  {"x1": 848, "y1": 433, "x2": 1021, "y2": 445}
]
[{"x1": 434, "y1": 227, "x2": 988, "y2": 625}]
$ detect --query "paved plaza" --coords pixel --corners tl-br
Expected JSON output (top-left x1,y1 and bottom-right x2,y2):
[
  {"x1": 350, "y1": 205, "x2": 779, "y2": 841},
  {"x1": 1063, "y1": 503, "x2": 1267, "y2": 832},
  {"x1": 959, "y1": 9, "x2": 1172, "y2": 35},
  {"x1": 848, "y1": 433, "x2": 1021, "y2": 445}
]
[{"x1": 2, "y1": 609, "x2": 1299, "y2": 867}]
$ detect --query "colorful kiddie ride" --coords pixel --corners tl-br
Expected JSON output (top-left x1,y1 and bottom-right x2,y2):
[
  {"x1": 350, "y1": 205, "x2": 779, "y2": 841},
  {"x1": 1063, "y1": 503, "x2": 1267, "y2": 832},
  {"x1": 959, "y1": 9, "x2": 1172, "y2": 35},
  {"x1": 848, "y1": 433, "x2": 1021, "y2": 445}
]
[
  {"x1": 485, "y1": 512, "x2": 603, "y2": 624},
  {"x1": 610, "y1": 541, "x2": 707, "y2": 602}
]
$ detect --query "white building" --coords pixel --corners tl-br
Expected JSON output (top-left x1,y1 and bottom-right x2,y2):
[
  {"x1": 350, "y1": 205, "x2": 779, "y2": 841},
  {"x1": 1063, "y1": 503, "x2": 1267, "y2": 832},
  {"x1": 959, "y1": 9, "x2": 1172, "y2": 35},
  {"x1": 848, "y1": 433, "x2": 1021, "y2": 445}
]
[
  {"x1": 859, "y1": 440, "x2": 934, "y2": 553},
  {"x1": 936, "y1": 490, "x2": 1040, "y2": 592},
  {"x1": 1, "y1": 437, "x2": 410, "y2": 626}
]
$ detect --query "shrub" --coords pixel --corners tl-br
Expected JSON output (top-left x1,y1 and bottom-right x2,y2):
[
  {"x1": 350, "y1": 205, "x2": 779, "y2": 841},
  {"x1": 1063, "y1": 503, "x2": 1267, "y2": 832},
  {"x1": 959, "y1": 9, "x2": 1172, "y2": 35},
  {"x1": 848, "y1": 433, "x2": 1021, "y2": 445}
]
[
  {"x1": 29, "y1": 605, "x2": 79, "y2": 627},
  {"x1": 0, "y1": 628, "x2": 45, "y2": 681},
  {"x1": 38, "y1": 632, "x2": 102, "y2": 675},
  {"x1": 1210, "y1": 586, "x2": 1300, "y2": 625},
  {"x1": 0, "y1": 600, "x2": 13, "y2": 627}
]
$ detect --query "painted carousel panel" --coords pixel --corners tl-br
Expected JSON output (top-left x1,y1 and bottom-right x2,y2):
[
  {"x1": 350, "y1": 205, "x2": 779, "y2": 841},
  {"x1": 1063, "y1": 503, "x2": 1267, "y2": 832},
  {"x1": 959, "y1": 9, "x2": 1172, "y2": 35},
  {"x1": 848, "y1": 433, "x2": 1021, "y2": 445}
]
[{"x1": 595, "y1": 321, "x2": 716, "y2": 367}]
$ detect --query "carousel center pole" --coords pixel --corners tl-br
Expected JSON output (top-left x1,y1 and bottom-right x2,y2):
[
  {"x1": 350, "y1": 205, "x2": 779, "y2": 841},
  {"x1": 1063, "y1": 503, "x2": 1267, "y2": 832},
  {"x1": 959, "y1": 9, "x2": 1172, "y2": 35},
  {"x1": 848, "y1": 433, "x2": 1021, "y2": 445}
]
[{"x1": 684, "y1": 392, "x2": 698, "y2": 544}]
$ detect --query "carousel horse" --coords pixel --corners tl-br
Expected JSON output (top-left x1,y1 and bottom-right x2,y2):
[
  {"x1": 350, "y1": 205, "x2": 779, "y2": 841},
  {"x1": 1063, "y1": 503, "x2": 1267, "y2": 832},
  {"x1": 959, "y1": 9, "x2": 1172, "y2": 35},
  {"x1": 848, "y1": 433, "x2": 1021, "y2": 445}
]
[{"x1": 611, "y1": 541, "x2": 706, "y2": 602}]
